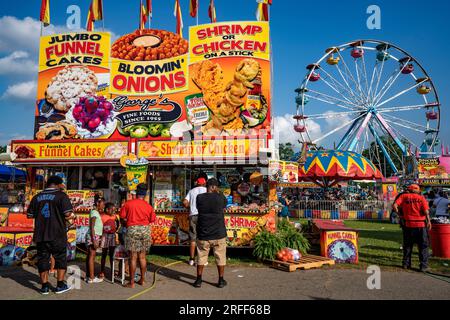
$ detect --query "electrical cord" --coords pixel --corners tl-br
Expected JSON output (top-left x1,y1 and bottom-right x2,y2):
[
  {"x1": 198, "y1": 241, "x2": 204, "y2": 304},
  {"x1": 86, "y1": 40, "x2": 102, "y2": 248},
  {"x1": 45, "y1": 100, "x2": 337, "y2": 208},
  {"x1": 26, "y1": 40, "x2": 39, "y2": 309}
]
[{"x1": 126, "y1": 260, "x2": 183, "y2": 300}]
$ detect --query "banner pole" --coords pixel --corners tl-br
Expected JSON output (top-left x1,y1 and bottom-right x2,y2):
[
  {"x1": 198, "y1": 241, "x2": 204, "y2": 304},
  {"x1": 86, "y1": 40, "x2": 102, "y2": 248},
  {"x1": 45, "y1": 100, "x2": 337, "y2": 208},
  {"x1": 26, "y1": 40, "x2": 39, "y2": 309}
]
[{"x1": 102, "y1": 0, "x2": 105, "y2": 31}]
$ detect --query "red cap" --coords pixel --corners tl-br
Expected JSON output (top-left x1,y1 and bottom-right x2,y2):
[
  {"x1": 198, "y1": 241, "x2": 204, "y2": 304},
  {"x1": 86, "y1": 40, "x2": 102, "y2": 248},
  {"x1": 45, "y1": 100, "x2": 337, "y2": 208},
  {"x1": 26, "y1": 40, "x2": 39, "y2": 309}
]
[
  {"x1": 197, "y1": 177, "x2": 207, "y2": 185},
  {"x1": 408, "y1": 184, "x2": 420, "y2": 192}
]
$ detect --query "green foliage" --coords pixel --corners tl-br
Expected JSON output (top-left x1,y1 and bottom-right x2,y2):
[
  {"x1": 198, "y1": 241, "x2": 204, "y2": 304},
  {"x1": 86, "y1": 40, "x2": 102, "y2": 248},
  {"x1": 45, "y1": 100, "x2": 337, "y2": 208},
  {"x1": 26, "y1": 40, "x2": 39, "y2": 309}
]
[
  {"x1": 252, "y1": 230, "x2": 284, "y2": 261},
  {"x1": 279, "y1": 143, "x2": 295, "y2": 161},
  {"x1": 362, "y1": 136, "x2": 410, "y2": 177},
  {"x1": 0, "y1": 145, "x2": 6, "y2": 154},
  {"x1": 253, "y1": 221, "x2": 311, "y2": 260},
  {"x1": 277, "y1": 220, "x2": 310, "y2": 254}
]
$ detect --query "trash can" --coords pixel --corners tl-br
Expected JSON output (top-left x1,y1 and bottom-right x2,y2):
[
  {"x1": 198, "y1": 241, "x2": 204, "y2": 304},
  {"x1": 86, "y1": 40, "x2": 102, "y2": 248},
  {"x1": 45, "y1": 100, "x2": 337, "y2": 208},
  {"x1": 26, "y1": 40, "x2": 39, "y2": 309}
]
[{"x1": 430, "y1": 223, "x2": 450, "y2": 258}]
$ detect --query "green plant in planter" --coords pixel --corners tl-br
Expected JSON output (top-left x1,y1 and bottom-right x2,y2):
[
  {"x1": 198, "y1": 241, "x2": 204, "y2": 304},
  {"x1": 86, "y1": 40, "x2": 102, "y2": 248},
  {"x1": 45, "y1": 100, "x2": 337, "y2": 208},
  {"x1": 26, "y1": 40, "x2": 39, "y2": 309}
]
[
  {"x1": 277, "y1": 220, "x2": 310, "y2": 254},
  {"x1": 253, "y1": 229, "x2": 284, "y2": 261}
]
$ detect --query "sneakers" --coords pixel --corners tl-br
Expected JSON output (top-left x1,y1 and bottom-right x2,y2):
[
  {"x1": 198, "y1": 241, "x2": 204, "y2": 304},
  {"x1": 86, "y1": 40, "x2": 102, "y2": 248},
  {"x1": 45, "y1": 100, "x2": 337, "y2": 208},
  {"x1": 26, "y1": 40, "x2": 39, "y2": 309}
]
[
  {"x1": 420, "y1": 266, "x2": 430, "y2": 273},
  {"x1": 40, "y1": 284, "x2": 50, "y2": 295},
  {"x1": 217, "y1": 278, "x2": 227, "y2": 288},
  {"x1": 86, "y1": 277, "x2": 104, "y2": 284},
  {"x1": 55, "y1": 283, "x2": 73, "y2": 294},
  {"x1": 193, "y1": 278, "x2": 202, "y2": 288}
]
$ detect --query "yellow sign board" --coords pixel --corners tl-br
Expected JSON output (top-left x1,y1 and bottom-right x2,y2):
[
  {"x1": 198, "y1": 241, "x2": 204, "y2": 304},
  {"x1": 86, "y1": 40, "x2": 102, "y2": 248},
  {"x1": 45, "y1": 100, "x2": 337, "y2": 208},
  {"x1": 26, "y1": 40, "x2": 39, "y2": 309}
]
[
  {"x1": 189, "y1": 22, "x2": 270, "y2": 63},
  {"x1": 38, "y1": 32, "x2": 111, "y2": 72},
  {"x1": 138, "y1": 138, "x2": 264, "y2": 160},
  {"x1": 110, "y1": 54, "x2": 189, "y2": 96},
  {"x1": 11, "y1": 141, "x2": 128, "y2": 161}
]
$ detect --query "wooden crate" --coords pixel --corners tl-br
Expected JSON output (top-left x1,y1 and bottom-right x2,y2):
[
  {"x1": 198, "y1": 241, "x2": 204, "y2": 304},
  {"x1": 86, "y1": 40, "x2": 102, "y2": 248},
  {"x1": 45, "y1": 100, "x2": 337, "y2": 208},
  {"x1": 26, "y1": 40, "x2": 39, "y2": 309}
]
[{"x1": 270, "y1": 254, "x2": 335, "y2": 272}]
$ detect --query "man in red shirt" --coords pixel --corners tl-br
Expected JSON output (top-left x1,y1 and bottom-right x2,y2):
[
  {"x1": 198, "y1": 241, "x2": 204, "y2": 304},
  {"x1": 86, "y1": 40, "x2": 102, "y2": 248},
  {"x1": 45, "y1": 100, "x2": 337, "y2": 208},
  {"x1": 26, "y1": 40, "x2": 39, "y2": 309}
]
[
  {"x1": 120, "y1": 183, "x2": 156, "y2": 288},
  {"x1": 393, "y1": 184, "x2": 431, "y2": 272}
]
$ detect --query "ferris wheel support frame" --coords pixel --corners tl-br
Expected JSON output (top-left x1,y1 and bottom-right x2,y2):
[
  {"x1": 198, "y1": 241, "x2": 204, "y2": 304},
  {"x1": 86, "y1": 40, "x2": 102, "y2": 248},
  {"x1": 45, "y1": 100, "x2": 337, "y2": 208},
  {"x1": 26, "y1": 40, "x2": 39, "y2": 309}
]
[{"x1": 368, "y1": 122, "x2": 399, "y2": 173}]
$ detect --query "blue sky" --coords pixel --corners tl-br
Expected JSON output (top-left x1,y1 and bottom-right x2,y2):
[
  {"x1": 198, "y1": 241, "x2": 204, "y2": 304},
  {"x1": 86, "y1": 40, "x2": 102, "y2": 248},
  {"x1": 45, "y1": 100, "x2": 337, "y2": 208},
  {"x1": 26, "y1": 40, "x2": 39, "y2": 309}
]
[{"x1": 0, "y1": 0, "x2": 449, "y2": 150}]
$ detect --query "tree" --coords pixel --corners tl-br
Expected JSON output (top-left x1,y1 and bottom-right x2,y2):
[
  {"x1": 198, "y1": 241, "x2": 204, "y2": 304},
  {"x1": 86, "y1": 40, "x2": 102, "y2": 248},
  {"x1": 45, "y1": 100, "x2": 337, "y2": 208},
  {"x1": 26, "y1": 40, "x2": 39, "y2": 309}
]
[
  {"x1": 362, "y1": 136, "x2": 409, "y2": 177},
  {"x1": 0, "y1": 145, "x2": 6, "y2": 154},
  {"x1": 279, "y1": 143, "x2": 295, "y2": 161}
]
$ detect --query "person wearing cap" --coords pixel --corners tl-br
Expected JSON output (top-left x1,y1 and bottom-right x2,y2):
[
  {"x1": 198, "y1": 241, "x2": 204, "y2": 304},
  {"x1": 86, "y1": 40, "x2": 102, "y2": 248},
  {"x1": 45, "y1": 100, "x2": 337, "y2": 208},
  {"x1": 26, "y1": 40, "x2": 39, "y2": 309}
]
[
  {"x1": 183, "y1": 177, "x2": 207, "y2": 266},
  {"x1": 119, "y1": 183, "x2": 156, "y2": 288},
  {"x1": 393, "y1": 184, "x2": 431, "y2": 272},
  {"x1": 193, "y1": 178, "x2": 228, "y2": 288}
]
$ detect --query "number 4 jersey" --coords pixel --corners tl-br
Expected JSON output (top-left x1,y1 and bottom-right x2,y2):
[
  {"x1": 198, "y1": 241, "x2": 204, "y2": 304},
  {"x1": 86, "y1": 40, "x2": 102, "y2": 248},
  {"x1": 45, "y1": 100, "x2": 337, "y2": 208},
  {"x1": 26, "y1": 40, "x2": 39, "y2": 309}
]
[{"x1": 27, "y1": 188, "x2": 73, "y2": 242}]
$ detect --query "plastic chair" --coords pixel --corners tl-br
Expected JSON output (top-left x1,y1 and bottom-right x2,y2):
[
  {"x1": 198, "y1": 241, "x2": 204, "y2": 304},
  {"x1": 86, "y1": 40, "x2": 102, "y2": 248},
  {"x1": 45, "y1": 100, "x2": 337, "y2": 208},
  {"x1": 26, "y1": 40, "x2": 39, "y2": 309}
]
[{"x1": 112, "y1": 245, "x2": 129, "y2": 285}]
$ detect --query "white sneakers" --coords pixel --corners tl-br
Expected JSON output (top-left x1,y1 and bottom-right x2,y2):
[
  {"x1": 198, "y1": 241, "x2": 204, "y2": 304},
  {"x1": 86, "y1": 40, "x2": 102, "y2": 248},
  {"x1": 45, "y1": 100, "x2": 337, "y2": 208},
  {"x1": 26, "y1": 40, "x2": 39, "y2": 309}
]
[{"x1": 86, "y1": 277, "x2": 104, "y2": 284}]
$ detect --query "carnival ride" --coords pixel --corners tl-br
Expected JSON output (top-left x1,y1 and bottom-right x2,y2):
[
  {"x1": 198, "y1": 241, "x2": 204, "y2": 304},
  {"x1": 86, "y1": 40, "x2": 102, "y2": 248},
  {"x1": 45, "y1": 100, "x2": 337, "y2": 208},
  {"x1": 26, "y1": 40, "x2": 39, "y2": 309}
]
[{"x1": 294, "y1": 40, "x2": 440, "y2": 176}]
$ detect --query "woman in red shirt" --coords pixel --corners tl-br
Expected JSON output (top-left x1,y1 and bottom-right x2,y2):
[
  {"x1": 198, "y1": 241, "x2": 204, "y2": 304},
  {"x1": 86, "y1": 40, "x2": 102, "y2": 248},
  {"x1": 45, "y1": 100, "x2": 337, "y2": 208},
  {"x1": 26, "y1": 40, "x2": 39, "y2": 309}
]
[{"x1": 120, "y1": 184, "x2": 156, "y2": 288}]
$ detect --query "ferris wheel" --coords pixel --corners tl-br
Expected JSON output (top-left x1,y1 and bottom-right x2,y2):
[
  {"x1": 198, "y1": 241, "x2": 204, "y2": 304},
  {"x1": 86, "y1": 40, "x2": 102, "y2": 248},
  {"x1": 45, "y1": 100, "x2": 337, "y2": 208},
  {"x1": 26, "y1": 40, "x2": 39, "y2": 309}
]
[{"x1": 294, "y1": 40, "x2": 440, "y2": 175}]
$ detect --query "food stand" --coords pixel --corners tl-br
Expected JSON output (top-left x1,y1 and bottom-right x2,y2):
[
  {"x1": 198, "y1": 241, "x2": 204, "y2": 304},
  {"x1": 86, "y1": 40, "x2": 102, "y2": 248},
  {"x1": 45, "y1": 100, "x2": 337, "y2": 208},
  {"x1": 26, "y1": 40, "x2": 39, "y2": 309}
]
[{"x1": 8, "y1": 19, "x2": 276, "y2": 250}]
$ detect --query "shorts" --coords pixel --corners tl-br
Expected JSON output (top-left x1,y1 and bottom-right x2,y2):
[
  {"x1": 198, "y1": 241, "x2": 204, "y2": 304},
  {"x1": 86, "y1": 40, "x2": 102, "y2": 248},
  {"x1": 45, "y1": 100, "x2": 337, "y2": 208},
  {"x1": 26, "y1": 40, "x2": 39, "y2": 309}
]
[
  {"x1": 86, "y1": 234, "x2": 102, "y2": 247},
  {"x1": 196, "y1": 238, "x2": 227, "y2": 266},
  {"x1": 278, "y1": 208, "x2": 289, "y2": 218},
  {"x1": 100, "y1": 233, "x2": 116, "y2": 248},
  {"x1": 189, "y1": 215, "x2": 198, "y2": 242},
  {"x1": 36, "y1": 239, "x2": 67, "y2": 273},
  {"x1": 125, "y1": 225, "x2": 151, "y2": 253}
]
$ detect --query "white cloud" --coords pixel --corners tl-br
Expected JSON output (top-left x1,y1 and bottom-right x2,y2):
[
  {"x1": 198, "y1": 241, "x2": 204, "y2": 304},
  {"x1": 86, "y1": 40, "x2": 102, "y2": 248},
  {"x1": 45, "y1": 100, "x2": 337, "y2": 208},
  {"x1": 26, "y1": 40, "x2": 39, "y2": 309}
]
[
  {"x1": 1, "y1": 80, "x2": 37, "y2": 101},
  {"x1": 273, "y1": 114, "x2": 322, "y2": 150},
  {"x1": 0, "y1": 132, "x2": 31, "y2": 146},
  {"x1": 323, "y1": 111, "x2": 352, "y2": 129},
  {"x1": 0, "y1": 51, "x2": 38, "y2": 75},
  {"x1": 0, "y1": 16, "x2": 117, "y2": 55}
]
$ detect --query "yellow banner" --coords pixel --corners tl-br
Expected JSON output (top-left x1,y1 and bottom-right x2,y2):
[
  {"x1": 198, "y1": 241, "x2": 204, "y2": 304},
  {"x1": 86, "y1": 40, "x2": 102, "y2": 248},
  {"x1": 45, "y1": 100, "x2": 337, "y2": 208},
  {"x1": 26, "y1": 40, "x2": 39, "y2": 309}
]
[
  {"x1": 110, "y1": 54, "x2": 189, "y2": 96},
  {"x1": 14, "y1": 233, "x2": 34, "y2": 248},
  {"x1": 138, "y1": 138, "x2": 264, "y2": 159},
  {"x1": 0, "y1": 233, "x2": 15, "y2": 248},
  {"x1": 12, "y1": 141, "x2": 128, "y2": 161},
  {"x1": 38, "y1": 32, "x2": 111, "y2": 72},
  {"x1": 189, "y1": 21, "x2": 270, "y2": 64}
]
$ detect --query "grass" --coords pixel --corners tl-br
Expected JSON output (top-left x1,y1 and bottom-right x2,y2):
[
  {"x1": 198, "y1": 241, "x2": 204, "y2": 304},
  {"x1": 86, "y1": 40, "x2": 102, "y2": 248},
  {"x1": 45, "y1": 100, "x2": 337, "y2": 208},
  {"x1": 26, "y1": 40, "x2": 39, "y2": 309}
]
[
  {"x1": 74, "y1": 220, "x2": 449, "y2": 274},
  {"x1": 342, "y1": 220, "x2": 450, "y2": 274}
]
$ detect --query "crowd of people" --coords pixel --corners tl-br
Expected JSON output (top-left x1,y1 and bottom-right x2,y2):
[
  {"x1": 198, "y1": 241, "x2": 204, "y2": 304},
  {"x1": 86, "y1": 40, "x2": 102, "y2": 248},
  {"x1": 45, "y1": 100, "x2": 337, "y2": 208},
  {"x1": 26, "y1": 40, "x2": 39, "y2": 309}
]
[{"x1": 26, "y1": 175, "x2": 228, "y2": 294}]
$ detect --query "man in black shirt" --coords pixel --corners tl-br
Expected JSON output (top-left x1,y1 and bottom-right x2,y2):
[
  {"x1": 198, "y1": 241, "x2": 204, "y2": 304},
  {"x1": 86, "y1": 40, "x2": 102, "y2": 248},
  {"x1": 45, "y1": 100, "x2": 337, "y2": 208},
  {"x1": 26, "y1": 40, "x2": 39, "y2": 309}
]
[
  {"x1": 27, "y1": 176, "x2": 75, "y2": 294},
  {"x1": 194, "y1": 178, "x2": 228, "y2": 288}
]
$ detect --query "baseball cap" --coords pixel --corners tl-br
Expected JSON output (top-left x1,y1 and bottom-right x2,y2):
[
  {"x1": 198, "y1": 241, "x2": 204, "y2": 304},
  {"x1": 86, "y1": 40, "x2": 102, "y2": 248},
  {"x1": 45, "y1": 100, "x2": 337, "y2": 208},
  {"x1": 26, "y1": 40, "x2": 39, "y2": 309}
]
[
  {"x1": 408, "y1": 184, "x2": 420, "y2": 192},
  {"x1": 196, "y1": 177, "x2": 207, "y2": 185}
]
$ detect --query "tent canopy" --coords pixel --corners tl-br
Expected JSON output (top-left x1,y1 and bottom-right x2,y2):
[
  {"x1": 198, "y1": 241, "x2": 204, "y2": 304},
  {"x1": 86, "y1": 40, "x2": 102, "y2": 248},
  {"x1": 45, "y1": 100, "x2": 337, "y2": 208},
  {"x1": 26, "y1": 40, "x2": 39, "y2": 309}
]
[
  {"x1": 0, "y1": 165, "x2": 27, "y2": 183},
  {"x1": 292, "y1": 150, "x2": 383, "y2": 188}
]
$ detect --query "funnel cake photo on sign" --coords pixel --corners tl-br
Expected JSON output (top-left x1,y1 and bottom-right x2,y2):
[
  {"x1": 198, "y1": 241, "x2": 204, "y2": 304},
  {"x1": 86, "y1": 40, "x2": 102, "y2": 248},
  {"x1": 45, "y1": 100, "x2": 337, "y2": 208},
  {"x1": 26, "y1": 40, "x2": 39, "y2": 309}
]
[{"x1": 45, "y1": 65, "x2": 98, "y2": 113}]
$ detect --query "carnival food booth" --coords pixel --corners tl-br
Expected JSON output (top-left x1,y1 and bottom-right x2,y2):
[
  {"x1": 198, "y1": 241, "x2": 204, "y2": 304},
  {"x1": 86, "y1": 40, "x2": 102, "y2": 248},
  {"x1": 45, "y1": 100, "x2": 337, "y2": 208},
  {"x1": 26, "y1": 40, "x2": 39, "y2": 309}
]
[{"x1": 5, "y1": 19, "x2": 276, "y2": 256}]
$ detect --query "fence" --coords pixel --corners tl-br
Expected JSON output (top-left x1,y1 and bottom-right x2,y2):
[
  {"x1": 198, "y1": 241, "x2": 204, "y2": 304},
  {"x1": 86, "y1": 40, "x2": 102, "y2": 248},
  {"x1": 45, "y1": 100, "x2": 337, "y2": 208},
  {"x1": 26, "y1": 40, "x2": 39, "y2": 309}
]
[{"x1": 290, "y1": 200, "x2": 392, "y2": 220}]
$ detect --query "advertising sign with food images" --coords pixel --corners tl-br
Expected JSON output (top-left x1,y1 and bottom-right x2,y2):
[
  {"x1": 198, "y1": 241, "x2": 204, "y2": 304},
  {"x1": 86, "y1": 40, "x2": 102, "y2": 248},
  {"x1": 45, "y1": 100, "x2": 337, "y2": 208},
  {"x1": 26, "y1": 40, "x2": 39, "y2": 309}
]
[
  {"x1": 11, "y1": 140, "x2": 128, "y2": 161},
  {"x1": 418, "y1": 157, "x2": 450, "y2": 185},
  {"x1": 189, "y1": 22, "x2": 271, "y2": 137},
  {"x1": 109, "y1": 29, "x2": 189, "y2": 140},
  {"x1": 109, "y1": 22, "x2": 270, "y2": 141},
  {"x1": 35, "y1": 32, "x2": 112, "y2": 141},
  {"x1": 269, "y1": 161, "x2": 299, "y2": 183},
  {"x1": 137, "y1": 138, "x2": 265, "y2": 160}
]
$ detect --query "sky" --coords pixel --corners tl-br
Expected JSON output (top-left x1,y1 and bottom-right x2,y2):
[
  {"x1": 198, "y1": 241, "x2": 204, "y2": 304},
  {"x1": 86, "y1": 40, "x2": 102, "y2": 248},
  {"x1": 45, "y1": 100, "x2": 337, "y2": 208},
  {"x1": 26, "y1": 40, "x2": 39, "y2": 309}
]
[{"x1": 0, "y1": 0, "x2": 449, "y2": 151}]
